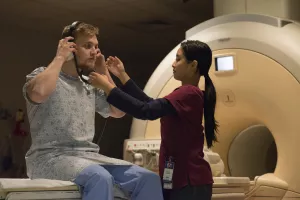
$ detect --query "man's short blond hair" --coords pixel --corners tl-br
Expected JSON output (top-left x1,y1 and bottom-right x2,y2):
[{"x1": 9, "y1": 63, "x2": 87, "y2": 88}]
[{"x1": 62, "y1": 22, "x2": 99, "y2": 40}]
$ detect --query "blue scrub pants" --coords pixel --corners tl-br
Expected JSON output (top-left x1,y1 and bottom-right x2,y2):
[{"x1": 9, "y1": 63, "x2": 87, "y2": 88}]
[{"x1": 74, "y1": 164, "x2": 164, "y2": 200}]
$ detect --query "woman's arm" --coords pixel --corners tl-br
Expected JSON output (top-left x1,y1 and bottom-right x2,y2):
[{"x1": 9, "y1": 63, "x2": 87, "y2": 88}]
[
  {"x1": 106, "y1": 56, "x2": 153, "y2": 102},
  {"x1": 107, "y1": 87, "x2": 176, "y2": 120},
  {"x1": 88, "y1": 71, "x2": 177, "y2": 120},
  {"x1": 120, "y1": 78, "x2": 153, "y2": 102}
]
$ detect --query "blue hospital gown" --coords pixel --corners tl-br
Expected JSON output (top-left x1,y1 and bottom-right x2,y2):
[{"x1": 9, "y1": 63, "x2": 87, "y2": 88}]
[{"x1": 23, "y1": 67, "x2": 131, "y2": 181}]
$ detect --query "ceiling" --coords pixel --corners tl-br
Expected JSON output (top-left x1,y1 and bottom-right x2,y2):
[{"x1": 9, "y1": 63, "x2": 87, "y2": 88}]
[{"x1": 0, "y1": 0, "x2": 212, "y2": 36}]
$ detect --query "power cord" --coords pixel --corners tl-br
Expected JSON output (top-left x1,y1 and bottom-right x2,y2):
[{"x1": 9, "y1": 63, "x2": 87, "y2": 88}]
[{"x1": 96, "y1": 118, "x2": 109, "y2": 145}]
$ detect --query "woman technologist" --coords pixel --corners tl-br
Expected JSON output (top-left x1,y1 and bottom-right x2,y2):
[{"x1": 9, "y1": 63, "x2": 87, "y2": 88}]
[{"x1": 89, "y1": 40, "x2": 219, "y2": 200}]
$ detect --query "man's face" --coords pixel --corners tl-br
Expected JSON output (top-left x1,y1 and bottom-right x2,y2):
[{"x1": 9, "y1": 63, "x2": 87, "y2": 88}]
[{"x1": 75, "y1": 34, "x2": 99, "y2": 70}]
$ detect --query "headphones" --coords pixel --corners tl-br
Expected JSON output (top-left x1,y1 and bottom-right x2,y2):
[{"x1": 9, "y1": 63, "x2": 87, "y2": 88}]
[{"x1": 62, "y1": 21, "x2": 95, "y2": 84}]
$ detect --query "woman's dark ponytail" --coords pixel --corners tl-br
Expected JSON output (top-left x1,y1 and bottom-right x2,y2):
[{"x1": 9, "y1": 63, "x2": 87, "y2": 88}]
[
  {"x1": 181, "y1": 40, "x2": 219, "y2": 148},
  {"x1": 204, "y1": 75, "x2": 218, "y2": 148}
]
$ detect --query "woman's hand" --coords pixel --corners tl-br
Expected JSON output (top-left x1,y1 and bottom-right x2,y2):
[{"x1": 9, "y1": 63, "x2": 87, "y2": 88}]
[
  {"x1": 106, "y1": 56, "x2": 126, "y2": 78},
  {"x1": 106, "y1": 56, "x2": 130, "y2": 85},
  {"x1": 89, "y1": 72, "x2": 115, "y2": 95}
]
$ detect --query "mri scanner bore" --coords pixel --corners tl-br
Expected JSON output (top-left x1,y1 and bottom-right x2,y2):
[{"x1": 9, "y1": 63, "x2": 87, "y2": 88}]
[
  {"x1": 228, "y1": 124, "x2": 277, "y2": 180},
  {"x1": 127, "y1": 14, "x2": 300, "y2": 199}
]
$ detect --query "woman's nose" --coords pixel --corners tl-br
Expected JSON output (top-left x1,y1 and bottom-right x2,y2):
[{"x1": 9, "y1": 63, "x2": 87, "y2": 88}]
[{"x1": 172, "y1": 61, "x2": 176, "y2": 68}]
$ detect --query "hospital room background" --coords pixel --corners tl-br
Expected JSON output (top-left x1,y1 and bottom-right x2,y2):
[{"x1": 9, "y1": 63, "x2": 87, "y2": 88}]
[{"x1": 1, "y1": 0, "x2": 300, "y2": 200}]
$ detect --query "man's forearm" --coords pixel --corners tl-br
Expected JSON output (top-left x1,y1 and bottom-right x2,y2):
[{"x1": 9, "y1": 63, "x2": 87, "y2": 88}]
[{"x1": 26, "y1": 56, "x2": 65, "y2": 103}]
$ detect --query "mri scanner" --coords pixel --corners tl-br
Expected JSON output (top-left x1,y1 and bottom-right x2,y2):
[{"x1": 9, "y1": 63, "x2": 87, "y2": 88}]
[
  {"x1": 125, "y1": 13, "x2": 300, "y2": 199},
  {"x1": 0, "y1": 13, "x2": 300, "y2": 200}
]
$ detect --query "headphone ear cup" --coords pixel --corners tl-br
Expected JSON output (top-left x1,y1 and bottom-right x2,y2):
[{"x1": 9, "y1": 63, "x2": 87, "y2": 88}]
[
  {"x1": 61, "y1": 29, "x2": 72, "y2": 39},
  {"x1": 68, "y1": 28, "x2": 75, "y2": 42},
  {"x1": 66, "y1": 53, "x2": 74, "y2": 61}
]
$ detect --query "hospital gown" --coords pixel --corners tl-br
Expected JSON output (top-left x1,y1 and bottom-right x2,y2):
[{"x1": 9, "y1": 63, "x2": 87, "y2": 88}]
[{"x1": 23, "y1": 67, "x2": 132, "y2": 181}]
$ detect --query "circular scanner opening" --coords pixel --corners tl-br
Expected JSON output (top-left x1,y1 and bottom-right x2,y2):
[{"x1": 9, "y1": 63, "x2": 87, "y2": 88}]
[{"x1": 228, "y1": 124, "x2": 277, "y2": 180}]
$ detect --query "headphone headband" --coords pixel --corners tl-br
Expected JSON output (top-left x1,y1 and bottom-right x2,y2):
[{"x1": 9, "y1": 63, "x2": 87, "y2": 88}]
[{"x1": 61, "y1": 21, "x2": 82, "y2": 39}]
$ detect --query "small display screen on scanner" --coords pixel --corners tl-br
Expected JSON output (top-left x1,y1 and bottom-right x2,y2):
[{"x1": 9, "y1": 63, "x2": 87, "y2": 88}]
[{"x1": 215, "y1": 56, "x2": 234, "y2": 71}]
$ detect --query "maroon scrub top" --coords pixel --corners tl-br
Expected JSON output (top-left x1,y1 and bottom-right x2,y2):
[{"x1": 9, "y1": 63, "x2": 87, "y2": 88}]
[{"x1": 159, "y1": 85, "x2": 213, "y2": 189}]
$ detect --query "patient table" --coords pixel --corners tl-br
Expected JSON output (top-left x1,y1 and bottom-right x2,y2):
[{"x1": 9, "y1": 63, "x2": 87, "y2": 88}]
[{"x1": 0, "y1": 177, "x2": 250, "y2": 200}]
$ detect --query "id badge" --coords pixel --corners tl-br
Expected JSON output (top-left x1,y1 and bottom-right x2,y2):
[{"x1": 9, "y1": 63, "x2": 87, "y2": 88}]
[{"x1": 163, "y1": 157, "x2": 174, "y2": 189}]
